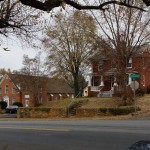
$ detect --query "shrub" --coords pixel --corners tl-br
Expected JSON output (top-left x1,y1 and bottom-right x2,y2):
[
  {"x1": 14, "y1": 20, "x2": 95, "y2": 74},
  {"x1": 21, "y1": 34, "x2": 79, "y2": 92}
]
[
  {"x1": 0, "y1": 101, "x2": 7, "y2": 109},
  {"x1": 97, "y1": 106, "x2": 140, "y2": 115},
  {"x1": 13, "y1": 102, "x2": 23, "y2": 107},
  {"x1": 113, "y1": 91, "x2": 123, "y2": 97},
  {"x1": 34, "y1": 108, "x2": 50, "y2": 113},
  {"x1": 99, "y1": 108, "x2": 107, "y2": 113},
  {"x1": 146, "y1": 86, "x2": 150, "y2": 94},
  {"x1": 136, "y1": 86, "x2": 146, "y2": 96},
  {"x1": 108, "y1": 107, "x2": 140, "y2": 115}
]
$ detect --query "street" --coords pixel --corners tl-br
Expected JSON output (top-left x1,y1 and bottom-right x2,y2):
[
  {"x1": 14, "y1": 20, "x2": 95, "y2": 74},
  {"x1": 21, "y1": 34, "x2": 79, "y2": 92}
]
[
  {"x1": 0, "y1": 120, "x2": 150, "y2": 150},
  {"x1": 0, "y1": 114, "x2": 17, "y2": 118}
]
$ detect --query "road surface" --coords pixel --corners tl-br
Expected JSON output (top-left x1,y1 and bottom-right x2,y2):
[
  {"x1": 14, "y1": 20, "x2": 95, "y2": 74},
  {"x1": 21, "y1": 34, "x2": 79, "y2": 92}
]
[{"x1": 0, "y1": 120, "x2": 150, "y2": 150}]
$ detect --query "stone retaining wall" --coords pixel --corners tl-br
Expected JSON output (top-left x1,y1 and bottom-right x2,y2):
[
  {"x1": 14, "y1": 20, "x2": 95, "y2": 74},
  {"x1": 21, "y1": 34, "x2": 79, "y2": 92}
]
[
  {"x1": 76, "y1": 108, "x2": 111, "y2": 117},
  {"x1": 17, "y1": 107, "x2": 67, "y2": 118},
  {"x1": 17, "y1": 106, "x2": 139, "y2": 118}
]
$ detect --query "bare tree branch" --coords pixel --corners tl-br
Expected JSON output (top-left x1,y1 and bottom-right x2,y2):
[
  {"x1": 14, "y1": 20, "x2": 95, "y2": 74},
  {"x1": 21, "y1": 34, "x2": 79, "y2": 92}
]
[
  {"x1": 0, "y1": 0, "x2": 145, "y2": 12},
  {"x1": 143, "y1": 0, "x2": 150, "y2": 6}
]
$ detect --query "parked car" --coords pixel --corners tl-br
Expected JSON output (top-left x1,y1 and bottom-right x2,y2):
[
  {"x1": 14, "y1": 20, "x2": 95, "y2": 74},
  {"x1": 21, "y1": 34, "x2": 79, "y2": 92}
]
[
  {"x1": 5, "y1": 105, "x2": 18, "y2": 114},
  {"x1": 128, "y1": 141, "x2": 150, "y2": 150}
]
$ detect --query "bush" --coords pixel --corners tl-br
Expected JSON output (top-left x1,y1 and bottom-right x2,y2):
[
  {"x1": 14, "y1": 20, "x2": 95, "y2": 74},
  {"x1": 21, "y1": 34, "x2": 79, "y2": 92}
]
[
  {"x1": 136, "y1": 86, "x2": 146, "y2": 96},
  {"x1": 108, "y1": 107, "x2": 140, "y2": 115},
  {"x1": 98, "y1": 106, "x2": 140, "y2": 116},
  {"x1": 147, "y1": 86, "x2": 150, "y2": 94},
  {"x1": 0, "y1": 101, "x2": 7, "y2": 109},
  {"x1": 34, "y1": 108, "x2": 50, "y2": 113},
  {"x1": 13, "y1": 102, "x2": 23, "y2": 107},
  {"x1": 114, "y1": 91, "x2": 124, "y2": 97},
  {"x1": 99, "y1": 108, "x2": 107, "y2": 113}
]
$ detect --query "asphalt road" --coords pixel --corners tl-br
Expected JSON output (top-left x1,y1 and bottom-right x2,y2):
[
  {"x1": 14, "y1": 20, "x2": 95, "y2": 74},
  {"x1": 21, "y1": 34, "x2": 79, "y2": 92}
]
[
  {"x1": 0, "y1": 120, "x2": 150, "y2": 150},
  {"x1": 0, "y1": 113, "x2": 17, "y2": 118}
]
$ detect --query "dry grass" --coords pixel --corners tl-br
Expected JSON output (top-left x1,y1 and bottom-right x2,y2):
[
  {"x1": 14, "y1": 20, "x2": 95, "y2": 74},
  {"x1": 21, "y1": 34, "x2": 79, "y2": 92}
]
[
  {"x1": 41, "y1": 95, "x2": 150, "y2": 117},
  {"x1": 42, "y1": 97, "x2": 122, "y2": 109},
  {"x1": 80, "y1": 97, "x2": 122, "y2": 108},
  {"x1": 136, "y1": 94, "x2": 150, "y2": 116},
  {"x1": 41, "y1": 99, "x2": 72, "y2": 108}
]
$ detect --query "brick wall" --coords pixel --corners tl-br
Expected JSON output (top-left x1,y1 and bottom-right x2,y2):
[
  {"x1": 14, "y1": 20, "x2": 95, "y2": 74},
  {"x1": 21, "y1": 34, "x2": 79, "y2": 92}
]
[{"x1": 0, "y1": 77, "x2": 21, "y2": 106}]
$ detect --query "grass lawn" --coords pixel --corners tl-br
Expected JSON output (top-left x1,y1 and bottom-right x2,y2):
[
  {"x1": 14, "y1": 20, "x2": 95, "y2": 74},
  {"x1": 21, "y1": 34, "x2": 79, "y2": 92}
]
[
  {"x1": 136, "y1": 94, "x2": 150, "y2": 115},
  {"x1": 40, "y1": 94, "x2": 150, "y2": 118},
  {"x1": 42, "y1": 97, "x2": 123, "y2": 109}
]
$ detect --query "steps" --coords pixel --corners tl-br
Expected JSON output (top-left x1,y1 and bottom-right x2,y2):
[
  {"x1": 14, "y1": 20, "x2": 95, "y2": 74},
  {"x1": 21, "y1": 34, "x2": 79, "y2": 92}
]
[{"x1": 68, "y1": 101, "x2": 86, "y2": 117}]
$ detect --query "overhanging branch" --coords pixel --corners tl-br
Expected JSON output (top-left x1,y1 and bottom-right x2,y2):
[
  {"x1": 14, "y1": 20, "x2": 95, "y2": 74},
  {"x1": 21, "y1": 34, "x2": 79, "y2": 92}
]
[
  {"x1": 0, "y1": 0, "x2": 148, "y2": 12},
  {"x1": 18, "y1": 0, "x2": 148, "y2": 12},
  {"x1": 66, "y1": 0, "x2": 146, "y2": 11}
]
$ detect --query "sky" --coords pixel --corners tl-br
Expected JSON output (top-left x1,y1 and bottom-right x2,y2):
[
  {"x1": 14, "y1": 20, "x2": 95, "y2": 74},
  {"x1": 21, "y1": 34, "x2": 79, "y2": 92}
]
[{"x1": 0, "y1": 42, "x2": 40, "y2": 71}]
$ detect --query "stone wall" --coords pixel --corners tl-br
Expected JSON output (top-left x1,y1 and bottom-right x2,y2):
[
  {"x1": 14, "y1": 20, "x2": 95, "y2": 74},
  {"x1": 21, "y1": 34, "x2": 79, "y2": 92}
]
[
  {"x1": 17, "y1": 106, "x2": 139, "y2": 118},
  {"x1": 17, "y1": 107, "x2": 67, "y2": 118},
  {"x1": 76, "y1": 108, "x2": 111, "y2": 117},
  {"x1": 76, "y1": 107, "x2": 139, "y2": 117}
]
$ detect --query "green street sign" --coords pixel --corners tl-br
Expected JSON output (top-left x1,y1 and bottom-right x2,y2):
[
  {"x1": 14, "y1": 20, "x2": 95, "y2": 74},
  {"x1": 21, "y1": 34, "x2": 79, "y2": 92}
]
[{"x1": 130, "y1": 74, "x2": 140, "y2": 78}]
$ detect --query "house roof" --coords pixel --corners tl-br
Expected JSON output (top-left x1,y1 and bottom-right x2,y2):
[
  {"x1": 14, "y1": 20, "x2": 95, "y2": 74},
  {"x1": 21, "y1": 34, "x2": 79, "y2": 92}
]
[
  {"x1": 4, "y1": 74, "x2": 74, "y2": 94},
  {"x1": 89, "y1": 53, "x2": 107, "y2": 61},
  {"x1": 47, "y1": 78, "x2": 74, "y2": 94},
  {"x1": 129, "y1": 44, "x2": 150, "y2": 57}
]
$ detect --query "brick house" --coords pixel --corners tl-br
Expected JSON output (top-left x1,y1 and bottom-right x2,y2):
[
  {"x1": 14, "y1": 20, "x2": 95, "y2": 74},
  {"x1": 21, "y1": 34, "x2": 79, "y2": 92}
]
[
  {"x1": 48, "y1": 78, "x2": 75, "y2": 101},
  {"x1": 0, "y1": 74, "x2": 74, "y2": 107},
  {"x1": 84, "y1": 46, "x2": 150, "y2": 97}
]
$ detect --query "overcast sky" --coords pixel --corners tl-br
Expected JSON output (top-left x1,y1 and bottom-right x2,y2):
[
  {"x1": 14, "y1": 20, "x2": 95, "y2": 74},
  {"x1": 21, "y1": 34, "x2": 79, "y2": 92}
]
[{"x1": 0, "y1": 42, "x2": 40, "y2": 71}]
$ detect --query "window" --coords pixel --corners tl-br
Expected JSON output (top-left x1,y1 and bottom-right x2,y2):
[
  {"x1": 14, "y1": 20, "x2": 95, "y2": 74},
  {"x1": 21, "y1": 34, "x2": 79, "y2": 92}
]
[
  {"x1": 12, "y1": 97, "x2": 15, "y2": 104},
  {"x1": 12, "y1": 88, "x2": 16, "y2": 94},
  {"x1": 143, "y1": 75, "x2": 145, "y2": 86},
  {"x1": 127, "y1": 58, "x2": 132, "y2": 68},
  {"x1": 40, "y1": 88, "x2": 42, "y2": 93},
  {"x1": 40, "y1": 97, "x2": 42, "y2": 103},
  {"x1": 0, "y1": 88, "x2": 2, "y2": 94},
  {"x1": 25, "y1": 100, "x2": 29, "y2": 107},
  {"x1": 25, "y1": 87, "x2": 30, "y2": 94},
  {"x1": 98, "y1": 61, "x2": 104, "y2": 71},
  {"x1": 5, "y1": 85, "x2": 8, "y2": 94}
]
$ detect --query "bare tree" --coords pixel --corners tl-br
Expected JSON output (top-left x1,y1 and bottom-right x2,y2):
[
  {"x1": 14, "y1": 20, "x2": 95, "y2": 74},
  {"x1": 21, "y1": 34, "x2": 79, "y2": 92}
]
[
  {"x1": 91, "y1": 0, "x2": 150, "y2": 104},
  {"x1": 19, "y1": 53, "x2": 48, "y2": 106},
  {"x1": 43, "y1": 11, "x2": 96, "y2": 97},
  {"x1": 0, "y1": 0, "x2": 46, "y2": 46},
  {"x1": 0, "y1": 0, "x2": 150, "y2": 47}
]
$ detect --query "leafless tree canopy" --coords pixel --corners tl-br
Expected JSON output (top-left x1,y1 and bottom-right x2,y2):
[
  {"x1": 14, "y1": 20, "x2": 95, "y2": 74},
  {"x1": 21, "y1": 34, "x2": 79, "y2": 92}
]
[
  {"x1": 0, "y1": 0, "x2": 149, "y2": 44},
  {"x1": 0, "y1": 0, "x2": 45, "y2": 45}
]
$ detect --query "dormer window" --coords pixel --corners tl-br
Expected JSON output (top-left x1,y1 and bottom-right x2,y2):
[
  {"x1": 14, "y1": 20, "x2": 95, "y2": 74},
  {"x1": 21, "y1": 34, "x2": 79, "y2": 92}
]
[{"x1": 127, "y1": 58, "x2": 132, "y2": 68}]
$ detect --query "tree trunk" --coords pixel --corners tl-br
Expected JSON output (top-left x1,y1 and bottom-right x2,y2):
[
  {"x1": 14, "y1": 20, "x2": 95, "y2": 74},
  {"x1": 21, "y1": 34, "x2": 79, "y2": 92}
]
[
  {"x1": 73, "y1": 74, "x2": 80, "y2": 98},
  {"x1": 120, "y1": 67, "x2": 129, "y2": 106}
]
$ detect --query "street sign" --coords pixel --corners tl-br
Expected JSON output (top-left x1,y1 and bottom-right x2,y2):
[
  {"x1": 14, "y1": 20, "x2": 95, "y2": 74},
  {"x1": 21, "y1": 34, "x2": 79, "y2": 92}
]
[
  {"x1": 130, "y1": 80, "x2": 139, "y2": 113},
  {"x1": 130, "y1": 81, "x2": 139, "y2": 90},
  {"x1": 130, "y1": 73, "x2": 140, "y2": 78}
]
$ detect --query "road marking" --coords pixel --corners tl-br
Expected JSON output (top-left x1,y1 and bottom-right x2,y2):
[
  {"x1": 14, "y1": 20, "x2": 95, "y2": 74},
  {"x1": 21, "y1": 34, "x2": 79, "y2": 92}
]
[{"x1": 0, "y1": 126, "x2": 70, "y2": 132}]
